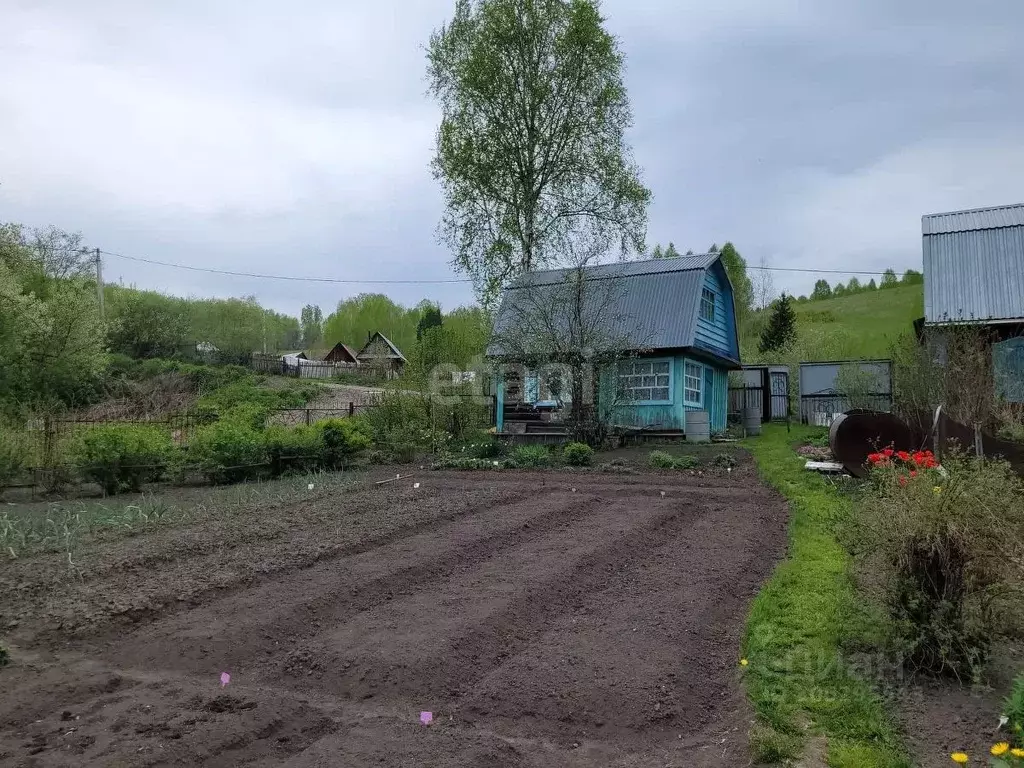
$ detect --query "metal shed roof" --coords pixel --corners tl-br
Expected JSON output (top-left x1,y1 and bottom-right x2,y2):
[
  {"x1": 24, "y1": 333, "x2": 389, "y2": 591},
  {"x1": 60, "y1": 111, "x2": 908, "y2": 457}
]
[
  {"x1": 488, "y1": 254, "x2": 733, "y2": 358},
  {"x1": 922, "y1": 204, "x2": 1024, "y2": 235},
  {"x1": 922, "y1": 204, "x2": 1024, "y2": 324}
]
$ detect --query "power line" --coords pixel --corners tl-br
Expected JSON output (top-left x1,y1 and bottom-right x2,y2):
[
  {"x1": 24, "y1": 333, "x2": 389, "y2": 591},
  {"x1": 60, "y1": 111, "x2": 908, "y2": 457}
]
[
  {"x1": 101, "y1": 248, "x2": 910, "y2": 284},
  {"x1": 100, "y1": 250, "x2": 471, "y2": 285}
]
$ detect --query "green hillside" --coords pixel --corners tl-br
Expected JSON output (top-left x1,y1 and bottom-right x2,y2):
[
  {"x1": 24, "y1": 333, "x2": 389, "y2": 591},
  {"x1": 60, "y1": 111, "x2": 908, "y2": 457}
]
[{"x1": 742, "y1": 285, "x2": 924, "y2": 362}]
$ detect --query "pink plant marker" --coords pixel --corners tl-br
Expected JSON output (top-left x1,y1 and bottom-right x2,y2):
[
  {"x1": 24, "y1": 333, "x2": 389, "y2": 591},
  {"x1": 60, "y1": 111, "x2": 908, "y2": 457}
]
[
  {"x1": 220, "y1": 672, "x2": 231, "y2": 687},
  {"x1": 419, "y1": 711, "x2": 433, "y2": 726}
]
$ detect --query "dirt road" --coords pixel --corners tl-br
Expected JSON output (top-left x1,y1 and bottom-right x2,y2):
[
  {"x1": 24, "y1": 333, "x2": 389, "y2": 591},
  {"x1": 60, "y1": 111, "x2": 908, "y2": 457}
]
[{"x1": 0, "y1": 462, "x2": 787, "y2": 767}]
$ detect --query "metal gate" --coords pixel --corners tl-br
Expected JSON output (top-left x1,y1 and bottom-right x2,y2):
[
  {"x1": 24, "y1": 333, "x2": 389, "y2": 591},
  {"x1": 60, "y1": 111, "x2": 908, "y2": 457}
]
[{"x1": 728, "y1": 365, "x2": 790, "y2": 422}]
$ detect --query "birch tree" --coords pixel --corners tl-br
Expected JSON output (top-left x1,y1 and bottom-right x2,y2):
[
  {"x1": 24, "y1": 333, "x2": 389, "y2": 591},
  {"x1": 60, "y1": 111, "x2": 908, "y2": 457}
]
[{"x1": 427, "y1": 0, "x2": 651, "y2": 305}]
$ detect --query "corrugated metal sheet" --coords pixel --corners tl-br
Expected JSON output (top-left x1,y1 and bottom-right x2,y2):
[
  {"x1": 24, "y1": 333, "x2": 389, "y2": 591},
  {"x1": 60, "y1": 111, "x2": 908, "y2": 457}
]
[
  {"x1": 517, "y1": 253, "x2": 716, "y2": 286},
  {"x1": 923, "y1": 225, "x2": 1024, "y2": 323},
  {"x1": 488, "y1": 255, "x2": 718, "y2": 356},
  {"x1": 922, "y1": 203, "x2": 1024, "y2": 235}
]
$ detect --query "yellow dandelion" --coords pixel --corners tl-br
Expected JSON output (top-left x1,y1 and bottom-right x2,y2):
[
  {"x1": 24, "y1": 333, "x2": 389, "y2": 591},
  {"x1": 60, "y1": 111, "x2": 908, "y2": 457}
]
[
  {"x1": 951, "y1": 752, "x2": 968, "y2": 764},
  {"x1": 933, "y1": 486, "x2": 942, "y2": 495},
  {"x1": 991, "y1": 742, "x2": 1009, "y2": 756},
  {"x1": 740, "y1": 658, "x2": 749, "y2": 667},
  {"x1": 1011, "y1": 748, "x2": 1024, "y2": 758}
]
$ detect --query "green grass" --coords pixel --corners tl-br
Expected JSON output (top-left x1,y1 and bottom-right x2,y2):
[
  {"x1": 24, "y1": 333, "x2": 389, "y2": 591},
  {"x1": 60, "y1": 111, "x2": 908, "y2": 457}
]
[
  {"x1": 743, "y1": 424, "x2": 909, "y2": 767},
  {"x1": 743, "y1": 285, "x2": 923, "y2": 361}
]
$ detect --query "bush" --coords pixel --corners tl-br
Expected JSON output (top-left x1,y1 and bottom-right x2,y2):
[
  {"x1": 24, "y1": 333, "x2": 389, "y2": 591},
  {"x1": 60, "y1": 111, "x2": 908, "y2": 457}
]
[
  {"x1": 1004, "y1": 674, "x2": 1024, "y2": 747},
  {"x1": 433, "y1": 456, "x2": 502, "y2": 470},
  {"x1": 72, "y1": 424, "x2": 175, "y2": 495},
  {"x1": 263, "y1": 425, "x2": 322, "y2": 477},
  {"x1": 189, "y1": 420, "x2": 267, "y2": 484},
  {"x1": 316, "y1": 418, "x2": 371, "y2": 469},
  {"x1": 509, "y1": 445, "x2": 550, "y2": 468},
  {"x1": 850, "y1": 449, "x2": 1024, "y2": 677},
  {"x1": 474, "y1": 438, "x2": 504, "y2": 459},
  {"x1": 0, "y1": 425, "x2": 28, "y2": 486},
  {"x1": 648, "y1": 450, "x2": 698, "y2": 470},
  {"x1": 563, "y1": 442, "x2": 594, "y2": 467}
]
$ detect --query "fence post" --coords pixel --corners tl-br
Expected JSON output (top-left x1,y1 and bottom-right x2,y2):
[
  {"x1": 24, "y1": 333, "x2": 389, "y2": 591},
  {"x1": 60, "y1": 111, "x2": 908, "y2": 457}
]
[
  {"x1": 306, "y1": 409, "x2": 311, "y2": 427},
  {"x1": 349, "y1": 401, "x2": 355, "y2": 417}
]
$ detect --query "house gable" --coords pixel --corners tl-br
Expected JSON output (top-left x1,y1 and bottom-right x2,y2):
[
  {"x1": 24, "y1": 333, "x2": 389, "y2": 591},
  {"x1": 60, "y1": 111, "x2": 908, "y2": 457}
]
[
  {"x1": 692, "y1": 259, "x2": 740, "y2": 363},
  {"x1": 357, "y1": 332, "x2": 406, "y2": 362}
]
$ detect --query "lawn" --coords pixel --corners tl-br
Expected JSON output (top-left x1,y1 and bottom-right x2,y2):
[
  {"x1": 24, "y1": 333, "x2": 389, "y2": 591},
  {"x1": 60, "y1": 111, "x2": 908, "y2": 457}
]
[
  {"x1": 743, "y1": 284, "x2": 923, "y2": 361},
  {"x1": 743, "y1": 424, "x2": 910, "y2": 767}
]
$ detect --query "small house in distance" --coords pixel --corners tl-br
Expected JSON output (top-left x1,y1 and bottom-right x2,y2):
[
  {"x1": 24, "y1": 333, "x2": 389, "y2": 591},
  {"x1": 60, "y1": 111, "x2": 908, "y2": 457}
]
[
  {"x1": 356, "y1": 332, "x2": 406, "y2": 379},
  {"x1": 322, "y1": 342, "x2": 360, "y2": 364},
  {"x1": 488, "y1": 253, "x2": 742, "y2": 439}
]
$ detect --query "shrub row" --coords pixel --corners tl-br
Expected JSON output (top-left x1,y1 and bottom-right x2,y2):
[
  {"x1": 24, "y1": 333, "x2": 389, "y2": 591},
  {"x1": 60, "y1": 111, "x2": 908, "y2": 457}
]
[{"x1": 66, "y1": 416, "x2": 372, "y2": 493}]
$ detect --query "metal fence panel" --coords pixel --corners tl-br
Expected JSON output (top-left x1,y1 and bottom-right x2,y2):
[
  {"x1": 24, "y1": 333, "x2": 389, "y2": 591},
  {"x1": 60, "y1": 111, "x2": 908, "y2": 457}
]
[{"x1": 798, "y1": 359, "x2": 893, "y2": 425}]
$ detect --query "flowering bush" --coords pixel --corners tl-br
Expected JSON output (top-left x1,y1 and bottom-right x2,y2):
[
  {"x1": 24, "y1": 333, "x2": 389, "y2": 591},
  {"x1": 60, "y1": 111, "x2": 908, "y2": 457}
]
[{"x1": 850, "y1": 447, "x2": 1024, "y2": 678}]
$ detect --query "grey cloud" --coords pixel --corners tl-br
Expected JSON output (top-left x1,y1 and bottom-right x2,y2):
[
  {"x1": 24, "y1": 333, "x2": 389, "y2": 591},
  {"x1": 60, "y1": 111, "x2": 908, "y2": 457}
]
[{"x1": 2, "y1": 0, "x2": 1022, "y2": 313}]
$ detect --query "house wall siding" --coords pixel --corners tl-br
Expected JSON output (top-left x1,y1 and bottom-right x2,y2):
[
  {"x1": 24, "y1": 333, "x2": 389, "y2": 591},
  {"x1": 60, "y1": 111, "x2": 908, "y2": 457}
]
[
  {"x1": 681, "y1": 358, "x2": 729, "y2": 432},
  {"x1": 693, "y1": 263, "x2": 738, "y2": 361}
]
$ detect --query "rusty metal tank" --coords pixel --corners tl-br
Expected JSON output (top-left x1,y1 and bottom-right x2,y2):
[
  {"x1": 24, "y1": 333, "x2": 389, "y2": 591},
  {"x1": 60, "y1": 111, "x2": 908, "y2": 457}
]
[{"x1": 828, "y1": 410, "x2": 915, "y2": 478}]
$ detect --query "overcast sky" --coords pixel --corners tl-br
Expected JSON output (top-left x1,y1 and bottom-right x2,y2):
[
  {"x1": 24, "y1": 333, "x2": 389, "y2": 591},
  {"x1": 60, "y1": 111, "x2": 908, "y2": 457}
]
[{"x1": 2, "y1": 0, "x2": 1022, "y2": 317}]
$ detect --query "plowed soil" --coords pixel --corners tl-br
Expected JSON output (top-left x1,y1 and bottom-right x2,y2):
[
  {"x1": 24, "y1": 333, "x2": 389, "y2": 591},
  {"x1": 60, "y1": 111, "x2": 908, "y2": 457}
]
[{"x1": 0, "y1": 460, "x2": 788, "y2": 767}]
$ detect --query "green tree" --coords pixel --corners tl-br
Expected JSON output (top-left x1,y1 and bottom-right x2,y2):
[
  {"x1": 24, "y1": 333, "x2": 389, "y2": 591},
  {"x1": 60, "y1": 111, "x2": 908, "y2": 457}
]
[
  {"x1": 718, "y1": 242, "x2": 753, "y2": 329},
  {"x1": 810, "y1": 279, "x2": 832, "y2": 301},
  {"x1": 708, "y1": 243, "x2": 719, "y2": 253},
  {"x1": 300, "y1": 304, "x2": 323, "y2": 348},
  {"x1": 0, "y1": 223, "x2": 106, "y2": 409},
  {"x1": 427, "y1": 0, "x2": 650, "y2": 303},
  {"x1": 416, "y1": 304, "x2": 444, "y2": 340},
  {"x1": 650, "y1": 242, "x2": 680, "y2": 259},
  {"x1": 901, "y1": 269, "x2": 923, "y2": 285},
  {"x1": 832, "y1": 281, "x2": 847, "y2": 297},
  {"x1": 867, "y1": 278, "x2": 877, "y2": 290},
  {"x1": 846, "y1": 276, "x2": 861, "y2": 292},
  {"x1": 106, "y1": 288, "x2": 188, "y2": 359},
  {"x1": 323, "y1": 293, "x2": 420, "y2": 355},
  {"x1": 880, "y1": 268, "x2": 899, "y2": 288},
  {"x1": 758, "y1": 293, "x2": 798, "y2": 354}
]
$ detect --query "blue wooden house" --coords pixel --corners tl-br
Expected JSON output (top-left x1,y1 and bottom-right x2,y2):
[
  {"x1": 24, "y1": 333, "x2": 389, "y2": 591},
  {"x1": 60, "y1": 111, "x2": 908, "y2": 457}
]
[{"x1": 487, "y1": 253, "x2": 742, "y2": 437}]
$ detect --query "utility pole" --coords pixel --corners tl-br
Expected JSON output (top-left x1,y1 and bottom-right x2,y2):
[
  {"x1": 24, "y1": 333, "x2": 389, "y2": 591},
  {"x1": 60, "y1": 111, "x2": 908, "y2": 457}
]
[{"x1": 94, "y1": 247, "x2": 105, "y2": 322}]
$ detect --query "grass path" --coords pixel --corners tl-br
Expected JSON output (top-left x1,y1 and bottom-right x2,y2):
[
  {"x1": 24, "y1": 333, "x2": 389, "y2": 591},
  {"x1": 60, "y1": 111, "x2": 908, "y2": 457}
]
[{"x1": 742, "y1": 424, "x2": 909, "y2": 767}]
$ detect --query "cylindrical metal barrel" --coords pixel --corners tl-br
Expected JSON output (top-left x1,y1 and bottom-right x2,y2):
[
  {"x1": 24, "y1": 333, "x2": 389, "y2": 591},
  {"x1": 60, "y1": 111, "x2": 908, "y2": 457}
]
[
  {"x1": 829, "y1": 410, "x2": 914, "y2": 477},
  {"x1": 687, "y1": 410, "x2": 711, "y2": 443},
  {"x1": 743, "y1": 407, "x2": 762, "y2": 436}
]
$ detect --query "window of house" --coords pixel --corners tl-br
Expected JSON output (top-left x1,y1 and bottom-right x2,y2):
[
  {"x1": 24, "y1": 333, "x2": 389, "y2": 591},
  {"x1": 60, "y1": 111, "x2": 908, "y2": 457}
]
[
  {"x1": 617, "y1": 359, "x2": 672, "y2": 403},
  {"x1": 700, "y1": 288, "x2": 716, "y2": 322},
  {"x1": 684, "y1": 361, "x2": 704, "y2": 406}
]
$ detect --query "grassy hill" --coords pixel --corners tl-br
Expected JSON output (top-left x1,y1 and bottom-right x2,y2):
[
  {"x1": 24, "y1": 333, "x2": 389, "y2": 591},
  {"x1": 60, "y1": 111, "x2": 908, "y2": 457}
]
[{"x1": 742, "y1": 284, "x2": 924, "y2": 363}]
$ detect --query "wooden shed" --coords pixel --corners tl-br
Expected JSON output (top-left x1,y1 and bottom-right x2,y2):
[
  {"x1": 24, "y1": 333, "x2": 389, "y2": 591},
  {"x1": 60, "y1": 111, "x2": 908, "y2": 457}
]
[
  {"x1": 356, "y1": 332, "x2": 406, "y2": 379},
  {"x1": 323, "y1": 342, "x2": 360, "y2": 364}
]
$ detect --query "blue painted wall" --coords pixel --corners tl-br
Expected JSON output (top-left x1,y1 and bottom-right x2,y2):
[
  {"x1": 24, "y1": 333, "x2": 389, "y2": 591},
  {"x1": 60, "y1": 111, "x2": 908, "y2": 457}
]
[
  {"x1": 693, "y1": 262, "x2": 739, "y2": 363},
  {"x1": 606, "y1": 354, "x2": 730, "y2": 433}
]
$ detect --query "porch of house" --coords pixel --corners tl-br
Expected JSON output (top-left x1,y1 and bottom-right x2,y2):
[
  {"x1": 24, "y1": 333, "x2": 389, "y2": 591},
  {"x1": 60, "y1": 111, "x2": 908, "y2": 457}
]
[{"x1": 493, "y1": 363, "x2": 696, "y2": 444}]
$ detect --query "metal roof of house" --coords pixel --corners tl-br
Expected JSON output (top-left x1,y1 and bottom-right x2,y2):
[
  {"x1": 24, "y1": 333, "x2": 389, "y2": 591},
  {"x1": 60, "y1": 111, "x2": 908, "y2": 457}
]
[
  {"x1": 922, "y1": 204, "x2": 1024, "y2": 324},
  {"x1": 922, "y1": 203, "x2": 1024, "y2": 235},
  {"x1": 488, "y1": 254, "x2": 733, "y2": 358}
]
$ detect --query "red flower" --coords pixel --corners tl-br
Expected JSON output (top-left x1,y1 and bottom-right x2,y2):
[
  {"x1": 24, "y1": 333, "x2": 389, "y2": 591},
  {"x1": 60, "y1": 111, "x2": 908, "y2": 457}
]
[
  {"x1": 909, "y1": 470, "x2": 918, "y2": 477},
  {"x1": 897, "y1": 451, "x2": 911, "y2": 462},
  {"x1": 883, "y1": 448, "x2": 894, "y2": 458},
  {"x1": 898, "y1": 476, "x2": 908, "y2": 486}
]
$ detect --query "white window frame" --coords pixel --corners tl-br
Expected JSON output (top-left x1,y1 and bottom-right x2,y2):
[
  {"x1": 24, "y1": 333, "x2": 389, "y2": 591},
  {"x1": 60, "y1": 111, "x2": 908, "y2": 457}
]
[
  {"x1": 616, "y1": 358, "x2": 673, "y2": 405},
  {"x1": 683, "y1": 360, "x2": 704, "y2": 407},
  {"x1": 700, "y1": 287, "x2": 716, "y2": 322}
]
